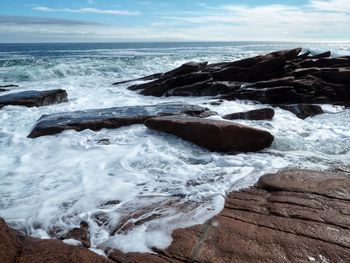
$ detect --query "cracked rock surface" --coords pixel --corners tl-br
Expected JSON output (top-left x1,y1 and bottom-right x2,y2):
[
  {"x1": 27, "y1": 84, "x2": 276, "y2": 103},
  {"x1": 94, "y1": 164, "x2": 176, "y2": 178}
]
[{"x1": 108, "y1": 169, "x2": 350, "y2": 263}]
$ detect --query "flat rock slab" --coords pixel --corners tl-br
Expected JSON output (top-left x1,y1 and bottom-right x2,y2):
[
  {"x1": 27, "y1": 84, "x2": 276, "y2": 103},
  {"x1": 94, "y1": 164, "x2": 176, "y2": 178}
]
[
  {"x1": 0, "y1": 89, "x2": 68, "y2": 109},
  {"x1": 222, "y1": 108, "x2": 275, "y2": 120},
  {"x1": 145, "y1": 116, "x2": 274, "y2": 153},
  {"x1": 28, "y1": 103, "x2": 216, "y2": 138},
  {"x1": 110, "y1": 169, "x2": 350, "y2": 263}
]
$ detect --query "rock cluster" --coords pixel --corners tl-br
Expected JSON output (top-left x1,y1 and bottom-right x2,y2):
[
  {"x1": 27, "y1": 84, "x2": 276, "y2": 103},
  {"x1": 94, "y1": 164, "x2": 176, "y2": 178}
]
[{"x1": 120, "y1": 48, "x2": 350, "y2": 108}]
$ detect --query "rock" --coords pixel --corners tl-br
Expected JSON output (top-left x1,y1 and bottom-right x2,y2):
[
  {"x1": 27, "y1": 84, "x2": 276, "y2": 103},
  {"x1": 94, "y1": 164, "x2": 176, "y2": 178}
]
[
  {"x1": 279, "y1": 104, "x2": 324, "y2": 119},
  {"x1": 0, "y1": 84, "x2": 19, "y2": 92},
  {"x1": 311, "y1": 70, "x2": 350, "y2": 85},
  {"x1": 310, "y1": 51, "x2": 332, "y2": 59},
  {"x1": 0, "y1": 89, "x2": 68, "y2": 109},
  {"x1": 250, "y1": 57, "x2": 286, "y2": 75},
  {"x1": 262, "y1": 47, "x2": 302, "y2": 60},
  {"x1": 28, "y1": 103, "x2": 216, "y2": 138},
  {"x1": 112, "y1": 73, "x2": 162, "y2": 86},
  {"x1": 0, "y1": 218, "x2": 111, "y2": 263},
  {"x1": 125, "y1": 48, "x2": 302, "y2": 97},
  {"x1": 0, "y1": 84, "x2": 19, "y2": 88},
  {"x1": 109, "y1": 169, "x2": 350, "y2": 263},
  {"x1": 223, "y1": 108, "x2": 275, "y2": 120},
  {"x1": 297, "y1": 57, "x2": 350, "y2": 68},
  {"x1": 206, "y1": 99, "x2": 224, "y2": 106},
  {"x1": 144, "y1": 116, "x2": 274, "y2": 153},
  {"x1": 0, "y1": 218, "x2": 21, "y2": 263},
  {"x1": 61, "y1": 221, "x2": 90, "y2": 248},
  {"x1": 123, "y1": 48, "x2": 350, "y2": 106}
]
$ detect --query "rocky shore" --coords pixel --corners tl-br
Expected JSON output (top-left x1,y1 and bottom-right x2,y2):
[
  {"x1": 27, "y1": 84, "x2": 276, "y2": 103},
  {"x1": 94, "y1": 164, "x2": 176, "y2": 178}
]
[
  {"x1": 2, "y1": 169, "x2": 350, "y2": 263},
  {"x1": 1, "y1": 48, "x2": 350, "y2": 262}
]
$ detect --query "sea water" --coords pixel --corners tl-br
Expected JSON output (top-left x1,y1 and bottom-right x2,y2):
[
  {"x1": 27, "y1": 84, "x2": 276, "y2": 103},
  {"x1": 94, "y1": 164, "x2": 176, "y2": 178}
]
[{"x1": 0, "y1": 42, "x2": 350, "y2": 254}]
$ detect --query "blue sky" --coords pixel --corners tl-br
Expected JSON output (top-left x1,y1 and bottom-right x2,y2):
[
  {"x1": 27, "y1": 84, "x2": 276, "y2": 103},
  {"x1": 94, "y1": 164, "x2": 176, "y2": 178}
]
[{"x1": 0, "y1": 0, "x2": 349, "y2": 42}]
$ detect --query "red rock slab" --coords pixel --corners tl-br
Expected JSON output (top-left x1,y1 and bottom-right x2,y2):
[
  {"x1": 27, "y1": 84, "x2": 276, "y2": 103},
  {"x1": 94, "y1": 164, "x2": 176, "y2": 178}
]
[
  {"x1": 0, "y1": 218, "x2": 111, "y2": 263},
  {"x1": 109, "y1": 169, "x2": 350, "y2": 263}
]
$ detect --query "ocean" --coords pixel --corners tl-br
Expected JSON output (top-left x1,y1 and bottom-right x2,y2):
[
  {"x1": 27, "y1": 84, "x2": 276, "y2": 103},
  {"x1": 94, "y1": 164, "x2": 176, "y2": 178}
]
[{"x1": 0, "y1": 42, "x2": 350, "y2": 254}]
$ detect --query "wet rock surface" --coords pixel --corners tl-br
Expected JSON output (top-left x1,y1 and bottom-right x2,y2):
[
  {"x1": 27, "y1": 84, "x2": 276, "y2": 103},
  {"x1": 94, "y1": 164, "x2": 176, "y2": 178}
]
[
  {"x1": 222, "y1": 108, "x2": 275, "y2": 120},
  {"x1": 121, "y1": 48, "x2": 350, "y2": 107},
  {"x1": 0, "y1": 89, "x2": 68, "y2": 109},
  {"x1": 60, "y1": 221, "x2": 90, "y2": 248},
  {"x1": 109, "y1": 169, "x2": 350, "y2": 263},
  {"x1": 145, "y1": 116, "x2": 274, "y2": 153},
  {"x1": 2, "y1": 170, "x2": 350, "y2": 263},
  {"x1": 28, "y1": 103, "x2": 216, "y2": 138},
  {"x1": 0, "y1": 84, "x2": 19, "y2": 92},
  {"x1": 0, "y1": 218, "x2": 111, "y2": 263},
  {"x1": 278, "y1": 104, "x2": 324, "y2": 119}
]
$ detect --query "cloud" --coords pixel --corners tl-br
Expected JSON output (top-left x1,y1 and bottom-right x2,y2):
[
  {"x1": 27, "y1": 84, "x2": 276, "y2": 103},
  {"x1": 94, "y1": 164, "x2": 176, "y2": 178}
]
[
  {"x1": 308, "y1": 0, "x2": 350, "y2": 12},
  {"x1": 0, "y1": 16, "x2": 182, "y2": 43},
  {"x1": 1, "y1": 0, "x2": 350, "y2": 42},
  {"x1": 157, "y1": 1, "x2": 350, "y2": 41},
  {"x1": 32, "y1": 6, "x2": 142, "y2": 16}
]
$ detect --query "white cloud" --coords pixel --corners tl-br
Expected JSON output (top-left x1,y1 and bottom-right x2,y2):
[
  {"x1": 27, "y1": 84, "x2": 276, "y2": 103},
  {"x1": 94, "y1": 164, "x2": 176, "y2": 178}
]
[
  {"x1": 1, "y1": 0, "x2": 350, "y2": 42},
  {"x1": 308, "y1": 0, "x2": 350, "y2": 12},
  {"x1": 32, "y1": 6, "x2": 142, "y2": 16}
]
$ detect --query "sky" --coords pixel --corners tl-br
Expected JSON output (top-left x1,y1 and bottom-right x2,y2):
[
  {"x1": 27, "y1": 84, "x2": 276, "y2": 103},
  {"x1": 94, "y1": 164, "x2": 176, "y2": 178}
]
[{"x1": 0, "y1": 0, "x2": 349, "y2": 43}]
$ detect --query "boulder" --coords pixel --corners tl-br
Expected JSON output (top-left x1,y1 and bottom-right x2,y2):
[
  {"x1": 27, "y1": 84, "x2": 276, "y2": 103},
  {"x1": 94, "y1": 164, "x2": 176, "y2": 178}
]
[
  {"x1": 109, "y1": 169, "x2": 350, "y2": 263},
  {"x1": 0, "y1": 89, "x2": 68, "y2": 109},
  {"x1": 279, "y1": 104, "x2": 324, "y2": 119},
  {"x1": 28, "y1": 103, "x2": 216, "y2": 138},
  {"x1": 223, "y1": 108, "x2": 275, "y2": 120},
  {"x1": 0, "y1": 218, "x2": 111, "y2": 263},
  {"x1": 144, "y1": 116, "x2": 274, "y2": 153}
]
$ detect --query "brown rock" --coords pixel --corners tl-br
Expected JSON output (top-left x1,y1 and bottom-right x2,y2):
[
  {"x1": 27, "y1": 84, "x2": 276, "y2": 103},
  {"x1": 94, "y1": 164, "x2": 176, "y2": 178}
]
[
  {"x1": 0, "y1": 218, "x2": 111, "y2": 263},
  {"x1": 0, "y1": 89, "x2": 68, "y2": 109},
  {"x1": 223, "y1": 108, "x2": 275, "y2": 120},
  {"x1": 144, "y1": 116, "x2": 274, "y2": 153},
  {"x1": 0, "y1": 218, "x2": 21, "y2": 263},
  {"x1": 109, "y1": 169, "x2": 350, "y2": 263},
  {"x1": 61, "y1": 221, "x2": 90, "y2": 248}
]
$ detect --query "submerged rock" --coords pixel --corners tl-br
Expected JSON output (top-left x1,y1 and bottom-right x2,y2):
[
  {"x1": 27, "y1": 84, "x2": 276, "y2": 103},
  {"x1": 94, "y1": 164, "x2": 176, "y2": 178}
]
[
  {"x1": 110, "y1": 169, "x2": 350, "y2": 263},
  {"x1": 0, "y1": 89, "x2": 68, "y2": 109},
  {"x1": 0, "y1": 218, "x2": 111, "y2": 263},
  {"x1": 279, "y1": 104, "x2": 324, "y2": 119},
  {"x1": 223, "y1": 108, "x2": 275, "y2": 120},
  {"x1": 144, "y1": 116, "x2": 274, "y2": 153},
  {"x1": 60, "y1": 221, "x2": 90, "y2": 248},
  {"x1": 0, "y1": 84, "x2": 19, "y2": 92},
  {"x1": 28, "y1": 103, "x2": 216, "y2": 138}
]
